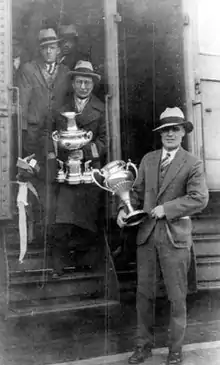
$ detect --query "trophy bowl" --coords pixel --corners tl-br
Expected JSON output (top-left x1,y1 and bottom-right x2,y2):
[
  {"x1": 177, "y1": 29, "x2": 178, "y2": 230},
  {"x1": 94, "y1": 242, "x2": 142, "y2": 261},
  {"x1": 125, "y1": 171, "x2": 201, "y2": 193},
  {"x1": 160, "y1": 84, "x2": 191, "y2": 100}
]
[
  {"x1": 92, "y1": 160, "x2": 148, "y2": 227},
  {"x1": 52, "y1": 112, "x2": 93, "y2": 150},
  {"x1": 52, "y1": 112, "x2": 93, "y2": 184}
]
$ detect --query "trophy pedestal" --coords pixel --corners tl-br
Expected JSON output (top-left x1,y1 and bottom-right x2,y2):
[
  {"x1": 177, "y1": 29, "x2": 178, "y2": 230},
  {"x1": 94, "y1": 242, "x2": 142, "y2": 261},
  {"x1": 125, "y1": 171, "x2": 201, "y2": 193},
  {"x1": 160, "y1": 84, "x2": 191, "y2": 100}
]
[
  {"x1": 124, "y1": 210, "x2": 148, "y2": 227},
  {"x1": 82, "y1": 172, "x2": 93, "y2": 184},
  {"x1": 66, "y1": 173, "x2": 82, "y2": 185},
  {"x1": 56, "y1": 170, "x2": 66, "y2": 183}
]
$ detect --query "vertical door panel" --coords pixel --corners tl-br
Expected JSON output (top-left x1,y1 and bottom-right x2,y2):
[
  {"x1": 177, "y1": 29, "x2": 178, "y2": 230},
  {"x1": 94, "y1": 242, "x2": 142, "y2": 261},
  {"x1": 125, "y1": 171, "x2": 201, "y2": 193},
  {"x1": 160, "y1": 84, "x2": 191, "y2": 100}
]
[
  {"x1": 0, "y1": 0, "x2": 12, "y2": 219},
  {"x1": 184, "y1": 0, "x2": 220, "y2": 190}
]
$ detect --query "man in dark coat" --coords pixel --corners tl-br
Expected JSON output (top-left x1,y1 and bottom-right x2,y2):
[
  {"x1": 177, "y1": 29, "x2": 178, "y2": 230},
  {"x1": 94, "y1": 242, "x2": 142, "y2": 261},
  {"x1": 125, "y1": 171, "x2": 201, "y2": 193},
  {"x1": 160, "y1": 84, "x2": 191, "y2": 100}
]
[
  {"x1": 49, "y1": 60, "x2": 107, "y2": 276},
  {"x1": 117, "y1": 107, "x2": 209, "y2": 365},
  {"x1": 17, "y1": 28, "x2": 70, "y2": 229}
]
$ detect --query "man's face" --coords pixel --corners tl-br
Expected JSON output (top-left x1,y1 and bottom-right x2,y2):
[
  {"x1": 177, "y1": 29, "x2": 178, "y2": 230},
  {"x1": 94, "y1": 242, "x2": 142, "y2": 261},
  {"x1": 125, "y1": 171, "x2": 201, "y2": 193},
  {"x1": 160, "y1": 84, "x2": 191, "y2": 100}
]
[
  {"x1": 72, "y1": 76, "x2": 94, "y2": 99},
  {"x1": 160, "y1": 125, "x2": 185, "y2": 151},
  {"x1": 40, "y1": 43, "x2": 60, "y2": 63},
  {"x1": 62, "y1": 39, "x2": 76, "y2": 55}
]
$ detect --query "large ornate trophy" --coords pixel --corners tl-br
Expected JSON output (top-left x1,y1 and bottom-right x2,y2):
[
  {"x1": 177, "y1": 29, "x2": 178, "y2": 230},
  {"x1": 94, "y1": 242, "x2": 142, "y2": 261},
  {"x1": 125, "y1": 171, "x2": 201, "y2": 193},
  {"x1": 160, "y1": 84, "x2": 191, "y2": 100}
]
[
  {"x1": 52, "y1": 112, "x2": 93, "y2": 184},
  {"x1": 92, "y1": 160, "x2": 148, "y2": 227}
]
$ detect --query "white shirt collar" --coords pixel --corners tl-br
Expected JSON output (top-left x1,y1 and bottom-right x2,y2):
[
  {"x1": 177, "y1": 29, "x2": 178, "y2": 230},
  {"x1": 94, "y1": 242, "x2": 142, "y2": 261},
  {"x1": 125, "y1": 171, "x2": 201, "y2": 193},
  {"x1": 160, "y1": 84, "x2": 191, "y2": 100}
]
[{"x1": 161, "y1": 147, "x2": 179, "y2": 162}]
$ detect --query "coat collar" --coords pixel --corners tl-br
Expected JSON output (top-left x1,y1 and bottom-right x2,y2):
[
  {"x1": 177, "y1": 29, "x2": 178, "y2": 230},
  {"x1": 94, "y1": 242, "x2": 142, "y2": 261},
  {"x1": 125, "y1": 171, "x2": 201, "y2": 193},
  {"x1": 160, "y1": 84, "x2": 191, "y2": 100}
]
[
  {"x1": 157, "y1": 147, "x2": 187, "y2": 200},
  {"x1": 71, "y1": 94, "x2": 104, "y2": 125}
]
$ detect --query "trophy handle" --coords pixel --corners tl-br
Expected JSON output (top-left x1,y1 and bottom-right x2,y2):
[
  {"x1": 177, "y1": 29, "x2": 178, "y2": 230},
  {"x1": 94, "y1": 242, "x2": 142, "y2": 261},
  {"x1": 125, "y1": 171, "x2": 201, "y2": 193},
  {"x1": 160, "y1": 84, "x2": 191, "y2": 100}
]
[
  {"x1": 92, "y1": 169, "x2": 112, "y2": 193},
  {"x1": 52, "y1": 130, "x2": 59, "y2": 142},
  {"x1": 126, "y1": 160, "x2": 138, "y2": 186},
  {"x1": 87, "y1": 131, "x2": 93, "y2": 142}
]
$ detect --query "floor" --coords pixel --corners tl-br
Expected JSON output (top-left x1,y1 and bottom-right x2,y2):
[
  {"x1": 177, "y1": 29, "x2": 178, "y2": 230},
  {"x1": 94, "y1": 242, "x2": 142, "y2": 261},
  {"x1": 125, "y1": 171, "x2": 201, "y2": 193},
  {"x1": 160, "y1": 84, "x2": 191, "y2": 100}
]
[{"x1": 1, "y1": 290, "x2": 220, "y2": 364}]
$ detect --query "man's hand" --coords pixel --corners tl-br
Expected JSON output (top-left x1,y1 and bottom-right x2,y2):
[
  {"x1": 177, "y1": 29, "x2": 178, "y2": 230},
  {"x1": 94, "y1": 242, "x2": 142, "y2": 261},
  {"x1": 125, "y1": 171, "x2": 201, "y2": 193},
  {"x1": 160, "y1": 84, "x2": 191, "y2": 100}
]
[
  {"x1": 117, "y1": 209, "x2": 128, "y2": 228},
  {"x1": 47, "y1": 152, "x2": 56, "y2": 160},
  {"x1": 151, "y1": 205, "x2": 165, "y2": 219}
]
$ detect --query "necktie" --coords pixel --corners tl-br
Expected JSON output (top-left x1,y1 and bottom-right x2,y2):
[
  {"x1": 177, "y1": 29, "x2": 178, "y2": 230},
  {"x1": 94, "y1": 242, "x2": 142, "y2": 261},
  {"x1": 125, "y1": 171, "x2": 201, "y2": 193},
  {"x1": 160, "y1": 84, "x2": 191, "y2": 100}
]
[
  {"x1": 46, "y1": 63, "x2": 56, "y2": 75},
  {"x1": 160, "y1": 152, "x2": 171, "y2": 172}
]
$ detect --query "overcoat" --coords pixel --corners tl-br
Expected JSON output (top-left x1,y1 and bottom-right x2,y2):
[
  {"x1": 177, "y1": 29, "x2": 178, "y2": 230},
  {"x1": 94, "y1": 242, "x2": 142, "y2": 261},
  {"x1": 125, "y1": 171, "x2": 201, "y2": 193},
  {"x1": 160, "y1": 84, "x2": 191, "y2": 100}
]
[
  {"x1": 51, "y1": 94, "x2": 107, "y2": 232},
  {"x1": 125, "y1": 147, "x2": 209, "y2": 290},
  {"x1": 17, "y1": 59, "x2": 70, "y2": 225},
  {"x1": 17, "y1": 59, "x2": 69, "y2": 162}
]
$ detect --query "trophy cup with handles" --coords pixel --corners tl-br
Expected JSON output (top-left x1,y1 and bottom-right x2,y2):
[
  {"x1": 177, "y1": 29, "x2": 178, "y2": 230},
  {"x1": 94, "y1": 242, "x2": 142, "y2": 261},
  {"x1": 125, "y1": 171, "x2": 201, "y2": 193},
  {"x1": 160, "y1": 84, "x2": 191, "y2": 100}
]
[
  {"x1": 52, "y1": 111, "x2": 93, "y2": 184},
  {"x1": 92, "y1": 160, "x2": 148, "y2": 227}
]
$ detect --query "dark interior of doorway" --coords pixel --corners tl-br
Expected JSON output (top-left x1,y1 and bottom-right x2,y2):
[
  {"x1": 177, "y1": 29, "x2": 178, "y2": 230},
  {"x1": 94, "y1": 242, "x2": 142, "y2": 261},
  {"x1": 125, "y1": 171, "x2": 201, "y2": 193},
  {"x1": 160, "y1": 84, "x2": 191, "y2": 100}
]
[{"x1": 11, "y1": 0, "x2": 187, "y2": 299}]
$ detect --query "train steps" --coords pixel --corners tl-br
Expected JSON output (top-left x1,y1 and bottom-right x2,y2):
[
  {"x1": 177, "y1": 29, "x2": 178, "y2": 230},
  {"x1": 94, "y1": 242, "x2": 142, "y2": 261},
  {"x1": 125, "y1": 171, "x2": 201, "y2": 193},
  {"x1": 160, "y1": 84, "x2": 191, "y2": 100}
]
[
  {"x1": 193, "y1": 215, "x2": 220, "y2": 291},
  {"x1": 0, "y1": 224, "x2": 120, "y2": 319},
  {"x1": 115, "y1": 216, "x2": 220, "y2": 298}
]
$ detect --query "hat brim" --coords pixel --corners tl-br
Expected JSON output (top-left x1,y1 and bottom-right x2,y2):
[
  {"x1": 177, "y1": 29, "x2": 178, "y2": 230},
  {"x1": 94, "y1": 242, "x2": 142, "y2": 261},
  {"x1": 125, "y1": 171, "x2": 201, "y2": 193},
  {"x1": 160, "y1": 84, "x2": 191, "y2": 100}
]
[
  {"x1": 69, "y1": 70, "x2": 101, "y2": 83},
  {"x1": 39, "y1": 39, "x2": 60, "y2": 46},
  {"x1": 153, "y1": 121, "x2": 193, "y2": 133},
  {"x1": 60, "y1": 34, "x2": 78, "y2": 40}
]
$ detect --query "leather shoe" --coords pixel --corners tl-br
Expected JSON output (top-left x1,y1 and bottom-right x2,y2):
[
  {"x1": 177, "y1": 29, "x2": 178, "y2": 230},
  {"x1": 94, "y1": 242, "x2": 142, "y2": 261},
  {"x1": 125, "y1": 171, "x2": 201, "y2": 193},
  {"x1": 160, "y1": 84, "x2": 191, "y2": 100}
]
[
  {"x1": 128, "y1": 346, "x2": 152, "y2": 364},
  {"x1": 166, "y1": 350, "x2": 183, "y2": 364}
]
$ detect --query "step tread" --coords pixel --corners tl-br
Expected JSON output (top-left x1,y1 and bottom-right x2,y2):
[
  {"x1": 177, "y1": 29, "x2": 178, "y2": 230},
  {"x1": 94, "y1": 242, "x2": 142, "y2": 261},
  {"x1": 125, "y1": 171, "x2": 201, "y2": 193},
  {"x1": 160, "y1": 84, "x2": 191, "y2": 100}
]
[
  {"x1": 7, "y1": 248, "x2": 44, "y2": 256},
  {"x1": 197, "y1": 256, "x2": 220, "y2": 264},
  {"x1": 197, "y1": 281, "x2": 220, "y2": 290},
  {"x1": 193, "y1": 234, "x2": 220, "y2": 241},
  {"x1": 8, "y1": 298, "x2": 119, "y2": 317},
  {"x1": 10, "y1": 271, "x2": 105, "y2": 285}
]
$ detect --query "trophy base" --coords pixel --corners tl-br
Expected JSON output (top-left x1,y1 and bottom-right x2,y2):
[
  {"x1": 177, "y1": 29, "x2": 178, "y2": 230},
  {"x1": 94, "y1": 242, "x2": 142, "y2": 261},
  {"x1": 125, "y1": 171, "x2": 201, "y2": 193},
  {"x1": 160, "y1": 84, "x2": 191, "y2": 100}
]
[
  {"x1": 124, "y1": 210, "x2": 148, "y2": 227},
  {"x1": 66, "y1": 174, "x2": 82, "y2": 185},
  {"x1": 56, "y1": 172, "x2": 66, "y2": 183}
]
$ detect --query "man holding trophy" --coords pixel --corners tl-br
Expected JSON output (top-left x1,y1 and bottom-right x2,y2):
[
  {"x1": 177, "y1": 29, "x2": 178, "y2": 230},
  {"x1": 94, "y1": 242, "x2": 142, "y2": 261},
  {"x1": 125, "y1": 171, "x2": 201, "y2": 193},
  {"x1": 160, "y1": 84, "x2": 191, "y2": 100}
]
[
  {"x1": 116, "y1": 107, "x2": 209, "y2": 365},
  {"x1": 49, "y1": 60, "x2": 106, "y2": 276}
]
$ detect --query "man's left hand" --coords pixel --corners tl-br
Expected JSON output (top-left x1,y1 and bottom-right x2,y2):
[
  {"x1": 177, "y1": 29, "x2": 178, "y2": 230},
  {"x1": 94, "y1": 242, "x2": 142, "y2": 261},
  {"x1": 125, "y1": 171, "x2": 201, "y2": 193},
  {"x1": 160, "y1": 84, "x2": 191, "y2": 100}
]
[{"x1": 151, "y1": 205, "x2": 165, "y2": 219}]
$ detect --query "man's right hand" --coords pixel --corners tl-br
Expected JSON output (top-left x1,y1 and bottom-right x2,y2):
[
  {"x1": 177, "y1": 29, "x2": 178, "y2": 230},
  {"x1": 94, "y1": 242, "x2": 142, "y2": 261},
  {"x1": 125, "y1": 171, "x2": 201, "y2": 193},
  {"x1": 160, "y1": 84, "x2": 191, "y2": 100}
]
[{"x1": 117, "y1": 209, "x2": 128, "y2": 228}]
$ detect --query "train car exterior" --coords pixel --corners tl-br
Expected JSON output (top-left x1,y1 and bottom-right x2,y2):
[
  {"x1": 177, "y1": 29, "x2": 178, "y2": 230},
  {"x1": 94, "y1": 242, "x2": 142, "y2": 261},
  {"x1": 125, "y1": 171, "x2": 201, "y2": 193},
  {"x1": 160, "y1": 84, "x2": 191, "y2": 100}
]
[{"x1": 0, "y1": 0, "x2": 219, "y2": 318}]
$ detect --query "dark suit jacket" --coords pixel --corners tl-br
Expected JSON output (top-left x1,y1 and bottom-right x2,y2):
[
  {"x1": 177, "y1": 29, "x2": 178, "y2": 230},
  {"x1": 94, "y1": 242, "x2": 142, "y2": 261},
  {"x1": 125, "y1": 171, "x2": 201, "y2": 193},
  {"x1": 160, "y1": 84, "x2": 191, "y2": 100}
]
[{"x1": 128, "y1": 147, "x2": 209, "y2": 247}]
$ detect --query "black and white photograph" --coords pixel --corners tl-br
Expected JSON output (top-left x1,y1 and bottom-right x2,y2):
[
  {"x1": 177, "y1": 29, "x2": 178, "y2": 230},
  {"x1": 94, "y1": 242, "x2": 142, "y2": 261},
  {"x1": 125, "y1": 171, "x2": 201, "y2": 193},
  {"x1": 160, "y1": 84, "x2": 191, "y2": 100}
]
[{"x1": 0, "y1": 0, "x2": 220, "y2": 364}]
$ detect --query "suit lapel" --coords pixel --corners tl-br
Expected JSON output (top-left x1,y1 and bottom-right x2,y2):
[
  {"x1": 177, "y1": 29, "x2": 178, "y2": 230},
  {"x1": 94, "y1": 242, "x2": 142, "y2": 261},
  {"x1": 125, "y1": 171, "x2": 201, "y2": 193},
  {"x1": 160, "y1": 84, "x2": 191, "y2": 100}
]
[
  {"x1": 148, "y1": 150, "x2": 161, "y2": 195},
  {"x1": 33, "y1": 61, "x2": 49, "y2": 89},
  {"x1": 157, "y1": 147, "x2": 187, "y2": 200}
]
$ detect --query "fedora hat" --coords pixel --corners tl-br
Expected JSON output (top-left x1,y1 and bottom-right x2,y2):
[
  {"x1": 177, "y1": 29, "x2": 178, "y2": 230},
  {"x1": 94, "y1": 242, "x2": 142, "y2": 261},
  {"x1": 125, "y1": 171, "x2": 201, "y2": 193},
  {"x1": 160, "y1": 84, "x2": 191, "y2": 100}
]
[
  {"x1": 59, "y1": 24, "x2": 78, "y2": 39},
  {"x1": 69, "y1": 60, "x2": 101, "y2": 83},
  {"x1": 153, "y1": 107, "x2": 193, "y2": 133},
  {"x1": 38, "y1": 28, "x2": 60, "y2": 47}
]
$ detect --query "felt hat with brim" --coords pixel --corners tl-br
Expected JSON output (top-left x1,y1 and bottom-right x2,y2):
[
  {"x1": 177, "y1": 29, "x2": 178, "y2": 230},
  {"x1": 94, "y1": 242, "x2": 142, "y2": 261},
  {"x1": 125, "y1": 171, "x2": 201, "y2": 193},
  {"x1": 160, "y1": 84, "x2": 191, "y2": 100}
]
[
  {"x1": 38, "y1": 28, "x2": 60, "y2": 47},
  {"x1": 59, "y1": 24, "x2": 78, "y2": 38},
  {"x1": 69, "y1": 60, "x2": 101, "y2": 83},
  {"x1": 153, "y1": 107, "x2": 193, "y2": 133}
]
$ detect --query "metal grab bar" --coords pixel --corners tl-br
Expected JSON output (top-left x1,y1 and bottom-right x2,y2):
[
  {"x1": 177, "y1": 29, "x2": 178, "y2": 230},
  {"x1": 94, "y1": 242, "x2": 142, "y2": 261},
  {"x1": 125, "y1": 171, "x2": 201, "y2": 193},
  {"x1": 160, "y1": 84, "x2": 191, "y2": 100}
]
[{"x1": 9, "y1": 86, "x2": 22, "y2": 158}]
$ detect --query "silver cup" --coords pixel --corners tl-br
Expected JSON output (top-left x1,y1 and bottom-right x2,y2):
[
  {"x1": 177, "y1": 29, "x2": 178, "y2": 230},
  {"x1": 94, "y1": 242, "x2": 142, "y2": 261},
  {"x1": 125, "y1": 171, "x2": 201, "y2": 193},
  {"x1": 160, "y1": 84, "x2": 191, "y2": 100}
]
[
  {"x1": 92, "y1": 160, "x2": 148, "y2": 227},
  {"x1": 52, "y1": 112, "x2": 93, "y2": 184}
]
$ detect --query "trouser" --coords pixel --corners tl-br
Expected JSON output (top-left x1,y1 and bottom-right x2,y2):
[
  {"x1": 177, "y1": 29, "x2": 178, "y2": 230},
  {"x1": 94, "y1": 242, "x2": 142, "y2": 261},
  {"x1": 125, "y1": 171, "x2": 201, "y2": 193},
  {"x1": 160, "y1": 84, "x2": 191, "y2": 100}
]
[
  {"x1": 136, "y1": 220, "x2": 191, "y2": 352},
  {"x1": 49, "y1": 223, "x2": 98, "y2": 273}
]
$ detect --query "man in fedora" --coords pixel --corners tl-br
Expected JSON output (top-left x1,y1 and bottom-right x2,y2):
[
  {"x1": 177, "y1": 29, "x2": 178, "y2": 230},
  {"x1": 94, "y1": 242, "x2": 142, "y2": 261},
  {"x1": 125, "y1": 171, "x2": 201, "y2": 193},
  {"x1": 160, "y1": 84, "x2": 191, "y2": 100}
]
[
  {"x1": 49, "y1": 60, "x2": 107, "y2": 275},
  {"x1": 59, "y1": 24, "x2": 81, "y2": 69},
  {"x1": 117, "y1": 107, "x2": 209, "y2": 364},
  {"x1": 17, "y1": 28, "x2": 70, "y2": 237}
]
